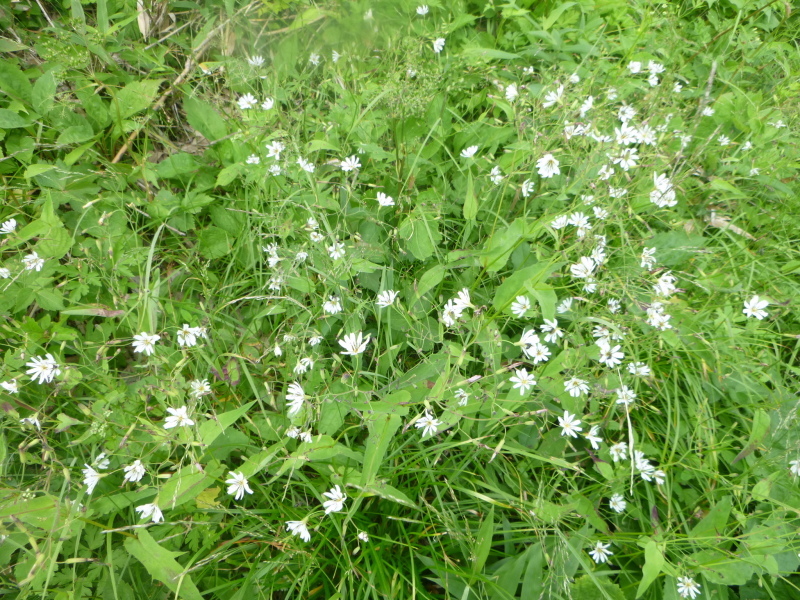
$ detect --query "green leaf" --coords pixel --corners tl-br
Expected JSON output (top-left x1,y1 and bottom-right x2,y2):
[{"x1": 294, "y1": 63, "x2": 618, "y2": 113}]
[
  {"x1": 215, "y1": 163, "x2": 245, "y2": 187},
  {"x1": 461, "y1": 47, "x2": 522, "y2": 61},
  {"x1": 569, "y1": 575, "x2": 626, "y2": 600},
  {"x1": 473, "y1": 506, "x2": 494, "y2": 573},
  {"x1": 493, "y1": 262, "x2": 561, "y2": 312},
  {"x1": 123, "y1": 529, "x2": 203, "y2": 600},
  {"x1": 398, "y1": 206, "x2": 442, "y2": 261},
  {"x1": 481, "y1": 218, "x2": 542, "y2": 272},
  {"x1": 35, "y1": 289, "x2": 65, "y2": 311},
  {"x1": 637, "y1": 540, "x2": 665, "y2": 597},
  {"x1": 156, "y1": 153, "x2": 199, "y2": 179},
  {"x1": 56, "y1": 123, "x2": 95, "y2": 146},
  {"x1": 542, "y1": 2, "x2": 577, "y2": 30},
  {"x1": 0, "y1": 60, "x2": 32, "y2": 104},
  {"x1": 198, "y1": 401, "x2": 255, "y2": 447},
  {"x1": 32, "y1": 71, "x2": 57, "y2": 115},
  {"x1": 690, "y1": 496, "x2": 731, "y2": 538},
  {"x1": 198, "y1": 226, "x2": 233, "y2": 259},
  {"x1": 0, "y1": 38, "x2": 29, "y2": 52},
  {"x1": 157, "y1": 463, "x2": 222, "y2": 510},
  {"x1": 411, "y1": 264, "x2": 446, "y2": 309},
  {"x1": 23, "y1": 164, "x2": 55, "y2": 179},
  {"x1": 360, "y1": 413, "x2": 402, "y2": 487},
  {"x1": 0, "y1": 109, "x2": 32, "y2": 129},
  {"x1": 184, "y1": 96, "x2": 228, "y2": 142},
  {"x1": 113, "y1": 79, "x2": 163, "y2": 120}
]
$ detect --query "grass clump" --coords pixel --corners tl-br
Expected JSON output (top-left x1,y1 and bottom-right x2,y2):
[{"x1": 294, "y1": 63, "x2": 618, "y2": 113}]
[{"x1": 1, "y1": 0, "x2": 799, "y2": 598}]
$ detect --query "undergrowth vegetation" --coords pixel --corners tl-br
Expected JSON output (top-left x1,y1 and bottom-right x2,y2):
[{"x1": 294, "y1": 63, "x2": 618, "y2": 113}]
[{"x1": 1, "y1": 0, "x2": 799, "y2": 598}]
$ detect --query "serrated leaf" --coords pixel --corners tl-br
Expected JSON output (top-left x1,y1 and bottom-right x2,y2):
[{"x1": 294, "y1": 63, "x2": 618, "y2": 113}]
[{"x1": 124, "y1": 529, "x2": 203, "y2": 600}]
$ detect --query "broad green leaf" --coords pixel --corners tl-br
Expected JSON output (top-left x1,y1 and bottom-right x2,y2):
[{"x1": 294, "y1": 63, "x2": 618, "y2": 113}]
[
  {"x1": 569, "y1": 575, "x2": 625, "y2": 600},
  {"x1": 398, "y1": 206, "x2": 442, "y2": 261},
  {"x1": 199, "y1": 401, "x2": 255, "y2": 447},
  {"x1": 493, "y1": 262, "x2": 561, "y2": 311},
  {"x1": 216, "y1": 163, "x2": 245, "y2": 187},
  {"x1": 689, "y1": 496, "x2": 731, "y2": 538},
  {"x1": 198, "y1": 226, "x2": 233, "y2": 259},
  {"x1": 32, "y1": 70, "x2": 57, "y2": 114},
  {"x1": 0, "y1": 60, "x2": 32, "y2": 104},
  {"x1": 156, "y1": 153, "x2": 199, "y2": 179},
  {"x1": 473, "y1": 506, "x2": 494, "y2": 573},
  {"x1": 56, "y1": 123, "x2": 94, "y2": 146},
  {"x1": 184, "y1": 96, "x2": 227, "y2": 142},
  {"x1": 123, "y1": 529, "x2": 203, "y2": 600},
  {"x1": 360, "y1": 413, "x2": 402, "y2": 487},
  {"x1": 0, "y1": 39, "x2": 29, "y2": 52},
  {"x1": 113, "y1": 79, "x2": 163, "y2": 120},
  {"x1": 411, "y1": 264, "x2": 446, "y2": 309},
  {"x1": 0, "y1": 109, "x2": 32, "y2": 129},
  {"x1": 481, "y1": 218, "x2": 543, "y2": 272},
  {"x1": 637, "y1": 540, "x2": 665, "y2": 597},
  {"x1": 356, "y1": 481, "x2": 417, "y2": 507},
  {"x1": 157, "y1": 462, "x2": 222, "y2": 510},
  {"x1": 23, "y1": 164, "x2": 55, "y2": 179},
  {"x1": 542, "y1": 2, "x2": 577, "y2": 30}
]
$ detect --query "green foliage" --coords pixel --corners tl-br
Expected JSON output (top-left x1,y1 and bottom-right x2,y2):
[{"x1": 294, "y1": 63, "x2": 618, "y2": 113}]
[{"x1": 1, "y1": 0, "x2": 799, "y2": 599}]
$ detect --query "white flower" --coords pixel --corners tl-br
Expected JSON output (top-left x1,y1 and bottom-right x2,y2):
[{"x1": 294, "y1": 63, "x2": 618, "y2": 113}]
[
  {"x1": 357, "y1": 531, "x2": 369, "y2": 542},
  {"x1": 742, "y1": 140, "x2": 753, "y2": 151},
  {"x1": 570, "y1": 256, "x2": 595, "y2": 279},
  {"x1": 376, "y1": 290, "x2": 399, "y2": 308},
  {"x1": 536, "y1": 154, "x2": 560, "y2": 178},
  {"x1": 268, "y1": 164, "x2": 282, "y2": 176},
  {"x1": 286, "y1": 521, "x2": 311, "y2": 542},
  {"x1": 568, "y1": 211, "x2": 591, "y2": 237},
  {"x1": 609, "y1": 442, "x2": 628, "y2": 462},
  {"x1": 341, "y1": 155, "x2": 361, "y2": 172},
  {"x1": 190, "y1": 379, "x2": 211, "y2": 398},
  {"x1": 556, "y1": 297, "x2": 573, "y2": 313},
  {"x1": 92, "y1": 453, "x2": 110, "y2": 470},
  {"x1": 521, "y1": 179, "x2": 535, "y2": 197},
  {"x1": 265, "y1": 140, "x2": 284, "y2": 160},
  {"x1": 237, "y1": 93, "x2": 258, "y2": 110},
  {"x1": 593, "y1": 206, "x2": 609, "y2": 220},
  {"x1": 568, "y1": 73, "x2": 580, "y2": 83},
  {"x1": 323, "y1": 295, "x2": 342, "y2": 315},
  {"x1": 286, "y1": 382, "x2": 306, "y2": 417},
  {"x1": 0, "y1": 267, "x2": 10, "y2": 278},
  {"x1": 23, "y1": 252, "x2": 45, "y2": 272},
  {"x1": 597, "y1": 341, "x2": 624, "y2": 368},
  {"x1": 542, "y1": 85, "x2": 564, "y2": 108},
  {"x1": 558, "y1": 411, "x2": 583, "y2": 438},
  {"x1": 415, "y1": 411, "x2": 442, "y2": 437},
  {"x1": 286, "y1": 520, "x2": 311, "y2": 542},
  {"x1": 654, "y1": 272, "x2": 678, "y2": 297},
  {"x1": 628, "y1": 61, "x2": 642, "y2": 74},
  {"x1": 177, "y1": 324, "x2": 198, "y2": 347},
  {"x1": 551, "y1": 215, "x2": 569, "y2": 230},
  {"x1": 505, "y1": 83, "x2": 519, "y2": 103},
  {"x1": 608, "y1": 299, "x2": 621, "y2": 314},
  {"x1": 299, "y1": 430, "x2": 313, "y2": 443},
  {"x1": 611, "y1": 147, "x2": 639, "y2": 171},
  {"x1": 327, "y1": 242, "x2": 345, "y2": 260},
  {"x1": 377, "y1": 192, "x2": 395, "y2": 206},
  {"x1": 123, "y1": 459, "x2": 146, "y2": 483},
  {"x1": 564, "y1": 377, "x2": 589, "y2": 398},
  {"x1": 407, "y1": 68, "x2": 417, "y2": 78},
  {"x1": 309, "y1": 53, "x2": 321, "y2": 66},
  {"x1": 677, "y1": 576, "x2": 702, "y2": 599},
  {"x1": 310, "y1": 231, "x2": 324, "y2": 242},
  {"x1": 338, "y1": 331, "x2": 370, "y2": 356},
  {"x1": 641, "y1": 247, "x2": 657, "y2": 269},
  {"x1": 1, "y1": 379, "x2": 19, "y2": 394},
  {"x1": 455, "y1": 388, "x2": 470, "y2": 406},
  {"x1": 609, "y1": 494, "x2": 626, "y2": 513},
  {"x1": 589, "y1": 541, "x2": 613, "y2": 564},
  {"x1": 510, "y1": 296, "x2": 531, "y2": 318},
  {"x1": 226, "y1": 471, "x2": 253, "y2": 501},
  {"x1": 322, "y1": 484, "x2": 347, "y2": 514},
  {"x1": 0, "y1": 218, "x2": 17, "y2": 234},
  {"x1": 331, "y1": 50, "x2": 341, "y2": 63},
  {"x1": 523, "y1": 66, "x2": 535, "y2": 76},
  {"x1": 416, "y1": 5, "x2": 429, "y2": 15},
  {"x1": 648, "y1": 73, "x2": 660, "y2": 87},
  {"x1": 701, "y1": 106, "x2": 715, "y2": 117},
  {"x1": 135, "y1": 502, "x2": 164, "y2": 523},
  {"x1": 460, "y1": 145, "x2": 479, "y2": 159},
  {"x1": 743, "y1": 295, "x2": 768, "y2": 320},
  {"x1": 248, "y1": 55, "x2": 264, "y2": 67},
  {"x1": 286, "y1": 426, "x2": 301, "y2": 439},
  {"x1": 606, "y1": 87, "x2": 618, "y2": 100},
  {"x1": 26, "y1": 353, "x2": 60, "y2": 385},
  {"x1": 20, "y1": 415, "x2": 40, "y2": 429},
  {"x1": 132, "y1": 332, "x2": 160, "y2": 356},
  {"x1": 580, "y1": 95, "x2": 593, "y2": 117},
  {"x1": 615, "y1": 385, "x2": 637, "y2": 405},
  {"x1": 433, "y1": 38, "x2": 445, "y2": 54},
  {"x1": 718, "y1": 134, "x2": 730, "y2": 146},
  {"x1": 164, "y1": 406, "x2": 194, "y2": 429},
  {"x1": 294, "y1": 357, "x2": 314, "y2": 375},
  {"x1": 261, "y1": 98, "x2": 275, "y2": 110},
  {"x1": 245, "y1": 154, "x2": 260, "y2": 165},
  {"x1": 540, "y1": 319, "x2": 564, "y2": 344},
  {"x1": 789, "y1": 459, "x2": 800, "y2": 477},
  {"x1": 749, "y1": 168, "x2": 760, "y2": 176},
  {"x1": 297, "y1": 156, "x2": 315, "y2": 173},
  {"x1": 628, "y1": 362, "x2": 651, "y2": 377},
  {"x1": 309, "y1": 335, "x2": 323, "y2": 346},
  {"x1": 585, "y1": 425, "x2": 603, "y2": 450},
  {"x1": 648, "y1": 60, "x2": 665, "y2": 74},
  {"x1": 618, "y1": 104, "x2": 636, "y2": 123},
  {"x1": 673, "y1": 82, "x2": 683, "y2": 93},
  {"x1": 489, "y1": 165, "x2": 503, "y2": 185},
  {"x1": 598, "y1": 164, "x2": 615, "y2": 180},
  {"x1": 510, "y1": 368, "x2": 536, "y2": 395},
  {"x1": 83, "y1": 465, "x2": 102, "y2": 494}
]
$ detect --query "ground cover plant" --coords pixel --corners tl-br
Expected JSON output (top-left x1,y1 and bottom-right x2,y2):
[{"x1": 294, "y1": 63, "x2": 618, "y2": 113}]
[{"x1": 1, "y1": 0, "x2": 800, "y2": 598}]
